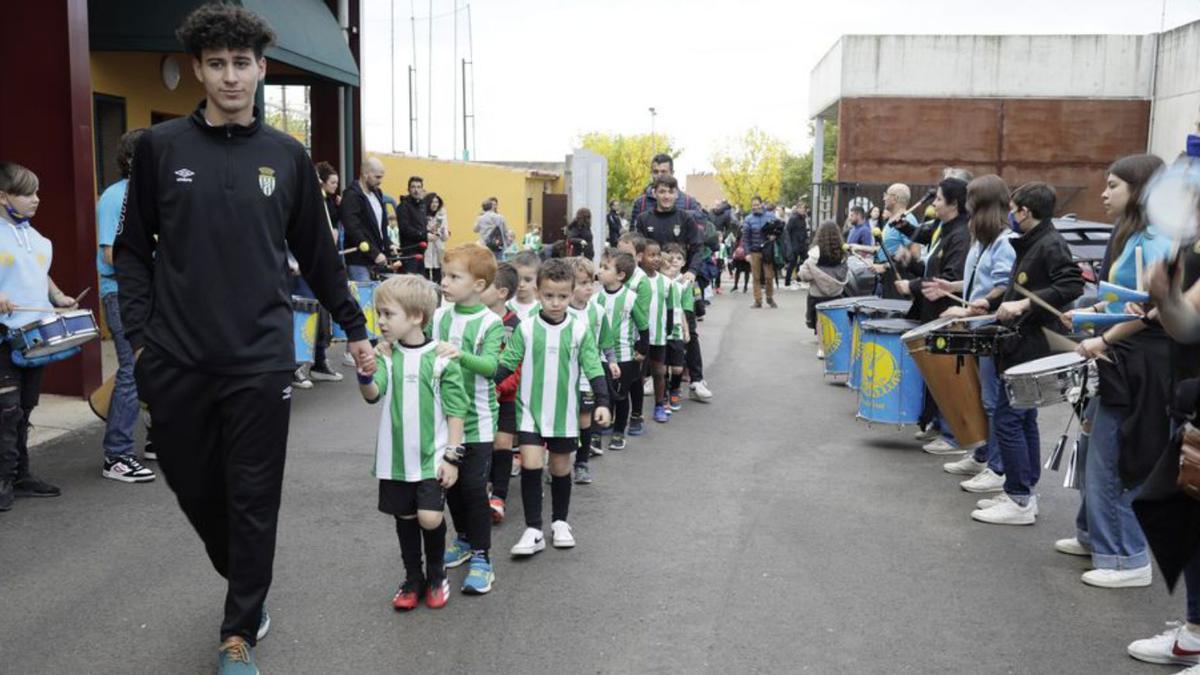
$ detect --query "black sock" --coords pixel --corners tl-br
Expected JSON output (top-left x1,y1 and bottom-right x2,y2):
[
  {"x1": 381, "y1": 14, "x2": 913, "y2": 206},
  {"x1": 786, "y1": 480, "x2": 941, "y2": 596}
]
[
  {"x1": 577, "y1": 427, "x2": 591, "y2": 467},
  {"x1": 395, "y1": 517, "x2": 424, "y2": 581},
  {"x1": 422, "y1": 521, "x2": 447, "y2": 581},
  {"x1": 614, "y1": 395, "x2": 630, "y2": 433},
  {"x1": 491, "y1": 450, "x2": 513, "y2": 499},
  {"x1": 669, "y1": 373, "x2": 682, "y2": 392},
  {"x1": 551, "y1": 474, "x2": 572, "y2": 523},
  {"x1": 521, "y1": 467, "x2": 543, "y2": 529}
]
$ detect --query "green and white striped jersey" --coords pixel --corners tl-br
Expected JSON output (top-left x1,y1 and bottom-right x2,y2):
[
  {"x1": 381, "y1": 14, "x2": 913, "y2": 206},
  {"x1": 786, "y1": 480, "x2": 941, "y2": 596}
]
[
  {"x1": 676, "y1": 276, "x2": 696, "y2": 313},
  {"x1": 499, "y1": 313, "x2": 605, "y2": 438},
  {"x1": 666, "y1": 277, "x2": 686, "y2": 340},
  {"x1": 598, "y1": 285, "x2": 638, "y2": 361},
  {"x1": 371, "y1": 342, "x2": 468, "y2": 482},
  {"x1": 431, "y1": 304, "x2": 504, "y2": 443},
  {"x1": 567, "y1": 298, "x2": 612, "y2": 394},
  {"x1": 505, "y1": 298, "x2": 541, "y2": 322},
  {"x1": 644, "y1": 272, "x2": 673, "y2": 346},
  {"x1": 626, "y1": 266, "x2": 646, "y2": 290}
]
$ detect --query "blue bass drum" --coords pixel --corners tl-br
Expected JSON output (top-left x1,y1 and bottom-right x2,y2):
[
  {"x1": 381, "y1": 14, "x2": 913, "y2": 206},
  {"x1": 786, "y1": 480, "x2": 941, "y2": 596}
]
[
  {"x1": 857, "y1": 318, "x2": 923, "y2": 426},
  {"x1": 815, "y1": 296, "x2": 872, "y2": 380},
  {"x1": 332, "y1": 281, "x2": 379, "y2": 341},
  {"x1": 292, "y1": 296, "x2": 320, "y2": 364},
  {"x1": 847, "y1": 299, "x2": 911, "y2": 391}
]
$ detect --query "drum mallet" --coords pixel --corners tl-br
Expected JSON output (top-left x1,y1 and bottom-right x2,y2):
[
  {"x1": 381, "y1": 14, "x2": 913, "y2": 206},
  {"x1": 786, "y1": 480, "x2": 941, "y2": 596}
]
[{"x1": 338, "y1": 241, "x2": 371, "y2": 256}]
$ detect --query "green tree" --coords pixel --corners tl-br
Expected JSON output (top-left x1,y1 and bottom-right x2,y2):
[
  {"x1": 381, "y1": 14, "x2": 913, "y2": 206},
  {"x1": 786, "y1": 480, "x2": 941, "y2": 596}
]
[
  {"x1": 578, "y1": 132, "x2": 681, "y2": 205},
  {"x1": 711, "y1": 127, "x2": 789, "y2": 211},
  {"x1": 780, "y1": 121, "x2": 838, "y2": 207}
]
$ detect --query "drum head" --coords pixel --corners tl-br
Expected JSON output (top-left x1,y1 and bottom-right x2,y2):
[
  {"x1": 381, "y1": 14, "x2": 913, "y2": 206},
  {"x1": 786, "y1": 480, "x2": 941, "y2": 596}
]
[
  {"x1": 901, "y1": 317, "x2": 955, "y2": 341},
  {"x1": 862, "y1": 318, "x2": 919, "y2": 335},
  {"x1": 817, "y1": 296, "x2": 874, "y2": 311},
  {"x1": 1005, "y1": 352, "x2": 1086, "y2": 376},
  {"x1": 851, "y1": 299, "x2": 911, "y2": 317}
]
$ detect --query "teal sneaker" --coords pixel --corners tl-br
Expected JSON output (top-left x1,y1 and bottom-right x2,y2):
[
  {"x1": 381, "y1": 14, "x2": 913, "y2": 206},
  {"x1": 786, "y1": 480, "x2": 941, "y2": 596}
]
[
  {"x1": 461, "y1": 553, "x2": 494, "y2": 595},
  {"x1": 218, "y1": 638, "x2": 259, "y2": 675},
  {"x1": 444, "y1": 537, "x2": 472, "y2": 568},
  {"x1": 256, "y1": 607, "x2": 270, "y2": 642}
]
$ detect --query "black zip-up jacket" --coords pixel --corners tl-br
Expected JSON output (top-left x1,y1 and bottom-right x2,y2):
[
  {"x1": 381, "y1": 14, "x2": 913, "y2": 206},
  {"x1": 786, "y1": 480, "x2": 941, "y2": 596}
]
[
  {"x1": 340, "y1": 180, "x2": 391, "y2": 267},
  {"x1": 116, "y1": 103, "x2": 368, "y2": 374},
  {"x1": 634, "y1": 207, "x2": 704, "y2": 277},
  {"x1": 900, "y1": 212, "x2": 971, "y2": 323},
  {"x1": 988, "y1": 218, "x2": 1084, "y2": 371},
  {"x1": 606, "y1": 209, "x2": 622, "y2": 247}
]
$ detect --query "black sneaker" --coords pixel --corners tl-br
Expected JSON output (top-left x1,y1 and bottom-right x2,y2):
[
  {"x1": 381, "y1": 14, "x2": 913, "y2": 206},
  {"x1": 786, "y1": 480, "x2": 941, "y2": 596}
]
[
  {"x1": 143, "y1": 442, "x2": 157, "y2": 462},
  {"x1": 292, "y1": 369, "x2": 313, "y2": 390},
  {"x1": 608, "y1": 433, "x2": 626, "y2": 450},
  {"x1": 13, "y1": 474, "x2": 60, "y2": 498},
  {"x1": 0, "y1": 480, "x2": 13, "y2": 511},
  {"x1": 589, "y1": 435, "x2": 604, "y2": 457},
  {"x1": 102, "y1": 455, "x2": 156, "y2": 483}
]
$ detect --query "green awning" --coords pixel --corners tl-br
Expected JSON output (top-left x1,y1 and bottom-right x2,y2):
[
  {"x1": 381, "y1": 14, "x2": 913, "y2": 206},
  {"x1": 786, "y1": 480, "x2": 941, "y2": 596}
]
[{"x1": 88, "y1": 0, "x2": 359, "y2": 87}]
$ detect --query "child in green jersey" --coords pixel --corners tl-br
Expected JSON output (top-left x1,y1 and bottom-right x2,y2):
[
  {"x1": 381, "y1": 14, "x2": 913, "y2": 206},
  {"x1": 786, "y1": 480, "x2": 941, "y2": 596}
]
[
  {"x1": 597, "y1": 248, "x2": 648, "y2": 450},
  {"x1": 483, "y1": 263, "x2": 522, "y2": 523},
  {"x1": 639, "y1": 239, "x2": 675, "y2": 424},
  {"x1": 616, "y1": 232, "x2": 653, "y2": 435},
  {"x1": 661, "y1": 244, "x2": 691, "y2": 412},
  {"x1": 431, "y1": 244, "x2": 504, "y2": 595},
  {"x1": 567, "y1": 257, "x2": 619, "y2": 485},
  {"x1": 506, "y1": 250, "x2": 541, "y2": 321},
  {"x1": 494, "y1": 259, "x2": 611, "y2": 556},
  {"x1": 360, "y1": 275, "x2": 468, "y2": 612}
]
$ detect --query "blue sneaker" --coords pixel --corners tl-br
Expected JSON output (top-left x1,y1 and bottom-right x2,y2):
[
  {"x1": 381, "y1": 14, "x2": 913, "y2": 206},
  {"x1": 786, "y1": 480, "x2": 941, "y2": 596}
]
[
  {"x1": 218, "y1": 638, "x2": 259, "y2": 675},
  {"x1": 444, "y1": 537, "x2": 472, "y2": 568},
  {"x1": 653, "y1": 405, "x2": 669, "y2": 423},
  {"x1": 627, "y1": 417, "x2": 645, "y2": 436},
  {"x1": 256, "y1": 606, "x2": 270, "y2": 642},
  {"x1": 461, "y1": 554, "x2": 494, "y2": 595}
]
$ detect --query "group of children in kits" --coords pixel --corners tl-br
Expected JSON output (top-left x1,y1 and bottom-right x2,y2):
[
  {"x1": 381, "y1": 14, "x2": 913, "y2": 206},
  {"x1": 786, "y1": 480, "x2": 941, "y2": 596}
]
[{"x1": 360, "y1": 231, "x2": 709, "y2": 611}]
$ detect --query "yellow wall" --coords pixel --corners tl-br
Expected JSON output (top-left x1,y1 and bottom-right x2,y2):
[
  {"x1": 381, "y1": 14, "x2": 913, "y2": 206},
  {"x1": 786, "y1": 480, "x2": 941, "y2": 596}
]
[
  {"x1": 375, "y1": 154, "x2": 557, "y2": 249},
  {"x1": 91, "y1": 52, "x2": 204, "y2": 130}
]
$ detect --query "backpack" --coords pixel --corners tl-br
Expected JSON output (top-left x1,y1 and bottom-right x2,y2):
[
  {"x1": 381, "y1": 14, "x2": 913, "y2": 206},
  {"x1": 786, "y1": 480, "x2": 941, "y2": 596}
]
[{"x1": 485, "y1": 225, "x2": 506, "y2": 252}]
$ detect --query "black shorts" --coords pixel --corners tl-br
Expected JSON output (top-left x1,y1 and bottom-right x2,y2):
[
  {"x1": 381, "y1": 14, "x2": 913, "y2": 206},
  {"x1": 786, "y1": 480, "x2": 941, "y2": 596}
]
[
  {"x1": 648, "y1": 344, "x2": 666, "y2": 364},
  {"x1": 579, "y1": 390, "x2": 596, "y2": 414},
  {"x1": 378, "y1": 478, "x2": 445, "y2": 515},
  {"x1": 517, "y1": 431, "x2": 578, "y2": 454},
  {"x1": 497, "y1": 400, "x2": 517, "y2": 435},
  {"x1": 609, "y1": 361, "x2": 640, "y2": 401},
  {"x1": 666, "y1": 340, "x2": 686, "y2": 367}
]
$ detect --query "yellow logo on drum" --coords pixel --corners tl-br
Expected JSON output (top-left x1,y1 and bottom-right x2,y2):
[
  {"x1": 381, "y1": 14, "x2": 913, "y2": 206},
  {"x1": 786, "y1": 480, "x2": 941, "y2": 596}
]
[
  {"x1": 851, "y1": 323, "x2": 861, "y2": 360},
  {"x1": 364, "y1": 306, "x2": 377, "y2": 336},
  {"x1": 935, "y1": 336, "x2": 947, "y2": 351},
  {"x1": 861, "y1": 343, "x2": 901, "y2": 399},
  {"x1": 302, "y1": 312, "x2": 318, "y2": 348},
  {"x1": 1017, "y1": 272, "x2": 1028, "y2": 285},
  {"x1": 819, "y1": 314, "x2": 841, "y2": 354},
  {"x1": 1102, "y1": 292, "x2": 1119, "y2": 303}
]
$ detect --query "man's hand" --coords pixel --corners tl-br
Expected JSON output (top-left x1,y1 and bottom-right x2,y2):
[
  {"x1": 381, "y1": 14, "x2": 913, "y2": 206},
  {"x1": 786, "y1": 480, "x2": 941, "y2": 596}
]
[
  {"x1": 374, "y1": 252, "x2": 387, "y2": 265},
  {"x1": 592, "y1": 406, "x2": 611, "y2": 427},
  {"x1": 1060, "y1": 309, "x2": 1078, "y2": 331},
  {"x1": 437, "y1": 461, "x2": 459, "y2": 489},
  {"x1": 922, "y1": 278, "x2": 948, "y2": 302},
  {"x1": 997, "y1": 299, "x2": 1030, "y2": 323},
  {"x1": 872, "y1": 264, "x2": 887, "y2": 274},
  {"x1": 435, "y1": 341, "x2": 461, "y2": 359},
  {"x1": 0, "y1": 292, "x2": 15, "y2": 315},
  {"x1": 608, "y1": 362, "x2": 621, "y2": 379},
  {"x1": 349, "y1": 339, "x2": 376, "y2": 375},
  {"x1": 1076, "y1": 336, "x2": 1108, "y2": 359},
  {"x1": 940, "y1": 306, "x2": 971, "y2": 319},
  {"x1": 1125, "y1": 302, "x2": 1148, "y2": 318},
  {"x1": 894, "y1": 279, "x2": 911, "y2": 296},
  {"x1": 969, "y1": 298, "x2": 990, "y2": 313}
]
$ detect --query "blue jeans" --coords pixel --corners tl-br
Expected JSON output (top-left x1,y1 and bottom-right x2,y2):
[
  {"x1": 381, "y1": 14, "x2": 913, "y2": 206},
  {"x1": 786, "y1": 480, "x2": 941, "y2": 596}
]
[
  {"x1": 972, "y1": 357, "x2": 1004, "y2": 473},
  {"x1": 995, "y1": 383, "x2": 1040, "y2": 500},
  {"x1": 1079, "y1": 400, "x2": 1149, "y2": 569},
  {"x1": 346, "y1": 264, "x2": 371, "y2": 282},
  {"x1": 101, "y1": 293, "x2": 140, "y2": 459}
]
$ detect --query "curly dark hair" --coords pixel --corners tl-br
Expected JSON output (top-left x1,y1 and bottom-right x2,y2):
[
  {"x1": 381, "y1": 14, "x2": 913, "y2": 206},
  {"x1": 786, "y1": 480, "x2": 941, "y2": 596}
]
[
  {"x1": 537, "y1": 258, "x2": 576, "y2": 287},
  {"x1": 176, "y1": 4, "x2": 276, "y2": 58},
  {"x1": 117, "y1": 129, "x2": 147, "y2": 179},
  {"x1": 315, "y1": 161, "x2": 337, "y2": 184}
]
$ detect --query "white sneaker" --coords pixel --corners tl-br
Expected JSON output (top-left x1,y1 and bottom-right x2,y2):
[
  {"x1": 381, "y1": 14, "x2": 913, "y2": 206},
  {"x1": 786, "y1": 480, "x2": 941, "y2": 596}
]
[
  {"x1": 943, "y1": 456, "x2": 986, "y2": 476},
  {"x1": 960, "y1": 468, "x2": 1005, "y2": 493},
  {"x1": 690, "y1": 380, "x2": 713, "y2": 402},
  {"x1": 913, "y1": 427, "x2": 939, "y2": 442},
  {"x1": 341, "y1": 351, "x2": 355, "y2": 367},
  {"x1": 643, "y1": 379, "x2": 654, "y2": 396},
  {"x1": 975, "y1": 492, "x2": 1039, "y2": 514},
  {"x1": 550, "y1": 520, "x2": 576, "y2": 548},
  {"x1": 1128, "y1": 622, "x2": 1200, "y2": 666},
  {"x1": 1082, "y1": 565, "x2": 1153, "y2": 589},
  {"x1": 923, "y1": 438, "x2": 964, "y2": 455},
  {"x1": 815, "y1": 348, "x2": 825, "y2": 360},
  {"x1": 510, "y1": 527, "x2": 546, "y2": 557},
  {"x1": 1054, "y1": 537, "x2": 1091, "y2": 557},
  {"x1": 308, "y1": 364, "x2": 344, "y2": 382},
  {"x1": 971, "y1": 495, "x2": 1037, "y2": 525}
]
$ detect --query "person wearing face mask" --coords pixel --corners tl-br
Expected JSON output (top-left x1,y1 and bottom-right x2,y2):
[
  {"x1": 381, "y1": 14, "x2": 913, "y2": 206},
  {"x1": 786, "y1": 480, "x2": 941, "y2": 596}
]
[{"x1": 967, "y1": 182, "x2": 1083, "y2": 525}]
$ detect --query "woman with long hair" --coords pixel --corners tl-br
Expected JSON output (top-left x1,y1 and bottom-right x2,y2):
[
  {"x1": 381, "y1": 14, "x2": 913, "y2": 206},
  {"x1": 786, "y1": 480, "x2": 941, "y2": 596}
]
[
  {"x1": 565, "y1": 207, "x2": 595, "y2": 259},
  {"x1": 798, "y1": 219, "x2": 850, "y2": 358},
  {"x1": 1061, "y1": 153, "x2": 1172, "y2": 589},
  {"x1": 423, "y1": 192, "x2": 449, "y2": 284}
]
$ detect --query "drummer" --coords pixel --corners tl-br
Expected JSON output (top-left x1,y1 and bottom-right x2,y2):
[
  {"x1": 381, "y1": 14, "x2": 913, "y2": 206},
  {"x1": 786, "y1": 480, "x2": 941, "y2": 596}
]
[
  {"x1": 971, "y1": 181, "x2": 1083, "y2": 525},
  {"x1": 928, "y1": 175, "x2": 1016, "y2": 492},
  {"x1": 0, "y1": 162, "x2": 80, "y2": 510},
  {"x1": 893, "y1": 177, "x2": 972, "y2": 453}
]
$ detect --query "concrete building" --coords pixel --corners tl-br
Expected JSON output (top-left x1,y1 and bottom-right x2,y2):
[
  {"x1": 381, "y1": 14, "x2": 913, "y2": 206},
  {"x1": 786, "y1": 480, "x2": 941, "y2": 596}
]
[
  {"x1": 684, "y1": 173, "x2": 727, "y2": 208},
  {"x1": 810, "y1": 25, "x2": 1200, "y2": 222}
]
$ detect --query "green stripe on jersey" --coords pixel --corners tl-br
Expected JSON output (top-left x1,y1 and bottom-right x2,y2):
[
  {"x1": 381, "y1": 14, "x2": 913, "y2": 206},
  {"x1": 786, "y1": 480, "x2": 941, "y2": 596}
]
[
  {"x1": 432, "y1": 304, "x2": 502, "y2": 443},
  {"x1": 372, "y1": 342, "x2": 467, "y2": 481},
  {"x1": 645, "y1": 273, "x2": 671, "y2": 346},
  {"x1": 598, "y1": 285, "x2": 637, "y2": 361},
  {"x1": 501, "y1": 314, "x2": 604, "y2": 438}
]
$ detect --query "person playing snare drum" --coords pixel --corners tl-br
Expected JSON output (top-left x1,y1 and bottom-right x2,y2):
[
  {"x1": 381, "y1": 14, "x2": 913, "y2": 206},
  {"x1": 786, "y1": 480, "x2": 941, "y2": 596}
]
[{"x1": 0, "y1": 162, "x2": 80, "y2": 511}]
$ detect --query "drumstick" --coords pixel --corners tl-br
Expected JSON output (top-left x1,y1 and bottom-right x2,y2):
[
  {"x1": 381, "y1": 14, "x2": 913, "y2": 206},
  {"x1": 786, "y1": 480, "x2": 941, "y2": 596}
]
[
  {"x1": 339, "y1": 242, "x2": 371, "y2": 255},
  {"x1": 12, "y1": 305, "x2": 63, "y2": 313},
  {"x1": 1013, "y1": 284, "x2": 1065, "y2": 319},
  {"x1": 1041, "y1": 327, "x2": 1114, "y2": 363},
  {"x1": 75, "y1": 287, "x2": 91, "y2": 304},
  {"x1": 1136, "y1": 246, "x2": 1145, "y2": 292}
]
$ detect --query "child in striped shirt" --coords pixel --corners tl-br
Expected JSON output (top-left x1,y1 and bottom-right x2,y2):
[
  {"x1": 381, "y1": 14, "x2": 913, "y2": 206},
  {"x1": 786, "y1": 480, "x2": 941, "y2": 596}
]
[
  {"x1": 431, "y1": 244, "x2": 505, "y2": 595},
  {"x1": 638, "y1": 239, "x2": 675, "y2": 424},
  {"x1": 616, "y1": 232, "x2": 653, "y2": 434},
  {"x1": 505, "y1": 250, "x2": 541, "y2": 321},
  {"x1": 661, "y1": 243, "x2": 691, "y2": 412},
  {"x1": 483, "y1": 263, "x2": 522, "y2": 524},
  {"x1": 359, "y1": 275, "x2": 468, "y2": 612},
  {"x1": 567, "y1": 257, "x2": 618, "y2": 485},
  {"x1": 494, "y1": 259, "x2": 611, "y2": 556},
  {"x1": 597, "y1": 248, "x2": 648, "y2": 451}
]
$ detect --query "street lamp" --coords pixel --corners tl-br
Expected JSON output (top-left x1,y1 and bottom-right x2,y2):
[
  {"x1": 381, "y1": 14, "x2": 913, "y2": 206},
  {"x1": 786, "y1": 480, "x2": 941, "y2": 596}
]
[{"x1": 649, "y1": 107, "x2": 657, "y2": 155}]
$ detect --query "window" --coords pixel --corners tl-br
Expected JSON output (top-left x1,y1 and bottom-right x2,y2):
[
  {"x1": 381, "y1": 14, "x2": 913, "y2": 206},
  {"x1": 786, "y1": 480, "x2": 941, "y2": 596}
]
[
  {"x1": 526, "y1": 197, "x2": 533, "y2": 225},
  {"x1": 93, "y1": 94, "x2": 126, "y2": 194}
]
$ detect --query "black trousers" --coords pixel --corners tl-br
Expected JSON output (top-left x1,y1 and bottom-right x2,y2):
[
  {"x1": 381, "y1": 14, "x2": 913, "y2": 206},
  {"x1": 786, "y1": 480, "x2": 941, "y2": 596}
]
[
  {"x1": 610, "y1": 360, "x2": 642, "y2": 434},
  {"x1": 0, "y1": 342, "x2": 43, "y2": 482},
  {"x1": 446, "y1": 441, "x2": 492, "y2": 553},
  {"x1": 684, "y1": 312, "x2": 703, "y2": 382},
  {"x1": 135, "y1": 348, "x2": 292, "y2": 646}
]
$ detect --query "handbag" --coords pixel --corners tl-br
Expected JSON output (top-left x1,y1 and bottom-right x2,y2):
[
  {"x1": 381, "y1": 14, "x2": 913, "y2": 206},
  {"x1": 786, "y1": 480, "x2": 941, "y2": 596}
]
[{"x1": 1179, "y1": 423, "x2": 1200, "y2": 500}]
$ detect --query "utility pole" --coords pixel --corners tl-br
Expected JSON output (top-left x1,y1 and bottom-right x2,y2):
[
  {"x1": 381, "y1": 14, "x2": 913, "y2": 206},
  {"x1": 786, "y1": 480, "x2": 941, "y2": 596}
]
[{"x1": 649, "y1": 107, "x2": 657, "y2": 155}]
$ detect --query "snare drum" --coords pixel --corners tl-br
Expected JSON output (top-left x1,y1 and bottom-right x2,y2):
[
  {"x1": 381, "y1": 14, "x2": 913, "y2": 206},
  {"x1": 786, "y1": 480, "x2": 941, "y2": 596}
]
[
  {"x1": 1002, "y1": 353, "x2": 1088, "y2": 409},
  {"x1": 332, "y1": 280, "x2": 379, "y2": 341},
  {"x1": 9, "y1": 310, "x2": 99, "y2": 359},
  {"x1": 926, "y1": 318, "x2": 1017, "y2": 356},
  {"x1": 902, "y1": 318, "x2": 989, "y2": 449},
  {"x1": 292, "y1": 296, "x2": 321, "y2": 364},
  {"x1": 848, "y1": 299, "x2": 911, "y2": 390},
  {"x1": 815, "y1": 296, "x2": 872, "y2": 380},
  {"x1": 857, "y1": 319, "x2": 924, "y2": 426}
]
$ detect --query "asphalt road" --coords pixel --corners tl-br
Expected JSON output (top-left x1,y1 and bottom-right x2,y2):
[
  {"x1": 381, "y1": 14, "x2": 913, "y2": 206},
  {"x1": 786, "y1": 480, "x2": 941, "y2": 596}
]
[{"x1": 0, "y1": 286, "x2": 1186, "y2": 674}]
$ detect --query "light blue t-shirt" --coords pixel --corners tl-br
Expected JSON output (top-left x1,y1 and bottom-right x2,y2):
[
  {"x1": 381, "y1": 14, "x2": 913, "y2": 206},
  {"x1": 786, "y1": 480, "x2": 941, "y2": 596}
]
[
  {"x1": 1104, "y1": 224, "x2": 1172, "y2": 313},
  {"x1": 878, "y1": 213, "x2": 917, "y2": 263},
  {"x1": 96, "y1": 178, "x2": 126, "y2": 298},
  {"x1": 0, "y1": 220, "x2": 53, "y2": 330},
  {"x1": 963, "y1": 231, "x2": 1016, "y2": 301}
]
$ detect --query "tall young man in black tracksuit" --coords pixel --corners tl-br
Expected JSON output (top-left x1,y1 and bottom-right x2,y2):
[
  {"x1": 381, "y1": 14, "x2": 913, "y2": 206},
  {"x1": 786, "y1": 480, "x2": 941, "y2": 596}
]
[{"x1": 114, "y1": 6, "x2": 375, "y2": 671}]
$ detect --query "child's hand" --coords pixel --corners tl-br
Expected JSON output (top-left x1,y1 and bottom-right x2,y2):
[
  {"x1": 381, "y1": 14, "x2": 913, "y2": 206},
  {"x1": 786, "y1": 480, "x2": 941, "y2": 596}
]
[
  {"x1": 683, "y1": 329, "x2": 691, "y2": 344},
  {"x1": 435, "y1": 341, "x2": 461, "y2": 359},
  {"x1": 608, "y1": 362, "x2": 621, "y2": 379},
  {"x1": 593, "y1": 406, "x2": 611, "y2": 427},
  {"x1": 438, "y1": 461, "x2": 459, "y2": 488}
]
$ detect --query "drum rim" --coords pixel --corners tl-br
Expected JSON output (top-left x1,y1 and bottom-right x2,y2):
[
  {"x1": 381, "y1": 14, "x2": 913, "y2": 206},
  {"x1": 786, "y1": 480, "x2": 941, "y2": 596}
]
[
  {"x1": 18, "y1": 309, "x2": 96, "y2": 329},
  {"x1": 1003, "y1": 352, "x2": 1087, "y2": 376},
  {"x1": 861, "y1": 318, "x2": 920, "y2": 334}
]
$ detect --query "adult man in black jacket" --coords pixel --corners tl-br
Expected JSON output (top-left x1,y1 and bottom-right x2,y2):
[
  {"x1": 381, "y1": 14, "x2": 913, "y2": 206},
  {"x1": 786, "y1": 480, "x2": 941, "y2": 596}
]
[
  {"x1": 340, "y1": 157, "x2": 391, "y2": 280},
  {"x1": 393, "y1": 175, "x2": 429, "y2": 276},
  {"x1": 783, "y1": 202, "x2": 809, "y2": 287},
  {"x1": 114, "y1": 5, "x2": 373, "y2": 669},
  {"x1": 635, "y1": 175, "x2": 704, "y2": 282},
  {"x1": 606, "y1": 200, "x2": 622, "y2": 247}
]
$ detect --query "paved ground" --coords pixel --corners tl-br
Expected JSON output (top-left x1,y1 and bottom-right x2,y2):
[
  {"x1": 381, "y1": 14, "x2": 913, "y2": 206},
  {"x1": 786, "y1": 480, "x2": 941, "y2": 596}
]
[{"x1": 0, "y1": 285, "x2": 1187, "y2": 673}]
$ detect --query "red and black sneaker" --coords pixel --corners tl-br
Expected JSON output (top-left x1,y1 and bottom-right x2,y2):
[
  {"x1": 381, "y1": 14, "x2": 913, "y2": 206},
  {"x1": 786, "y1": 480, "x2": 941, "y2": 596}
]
[
  {"x1": 392, "y1": 578, "x2": 422, "y2": 611},
  {"x1": 425, "y1": 577, "x2": 450, "y2": 609},
  {"x1": 489, "y1": 496, "x2": 506, "y2": 524}
]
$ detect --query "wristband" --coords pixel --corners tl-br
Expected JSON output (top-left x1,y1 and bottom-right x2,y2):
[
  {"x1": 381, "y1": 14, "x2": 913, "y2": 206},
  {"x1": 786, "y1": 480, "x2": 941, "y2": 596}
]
[{"x1": 356, "y1": 372, "x2": 373, "y2": 385}]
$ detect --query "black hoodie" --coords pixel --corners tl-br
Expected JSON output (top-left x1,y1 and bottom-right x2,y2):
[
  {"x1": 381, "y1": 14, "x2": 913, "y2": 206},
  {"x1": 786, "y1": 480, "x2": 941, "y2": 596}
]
[{"x1": 116, "y1": 102, "x2": 368, "y2": 374}]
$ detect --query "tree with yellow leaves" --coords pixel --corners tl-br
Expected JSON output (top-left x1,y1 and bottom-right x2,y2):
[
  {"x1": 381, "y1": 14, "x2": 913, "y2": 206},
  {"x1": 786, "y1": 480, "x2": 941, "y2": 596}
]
[
  {"x1": 711, "y1": 127, "x2": 788, "y2": 211},
  {"x1": 579, "y1": 132, "x2": 680, "y2": 205}
]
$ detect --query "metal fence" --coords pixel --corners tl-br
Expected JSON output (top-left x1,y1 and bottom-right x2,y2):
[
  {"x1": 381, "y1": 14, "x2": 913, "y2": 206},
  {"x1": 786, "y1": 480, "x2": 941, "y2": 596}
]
[{"x1": 807, "y1": 181, "x2": 1084, "y2": 227}]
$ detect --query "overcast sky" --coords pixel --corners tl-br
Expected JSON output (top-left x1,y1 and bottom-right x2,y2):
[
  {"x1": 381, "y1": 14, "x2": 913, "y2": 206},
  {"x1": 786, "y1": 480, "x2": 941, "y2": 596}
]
[{"x1": 360, "y1": 0, "x2": 1200, "y2": 179}]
